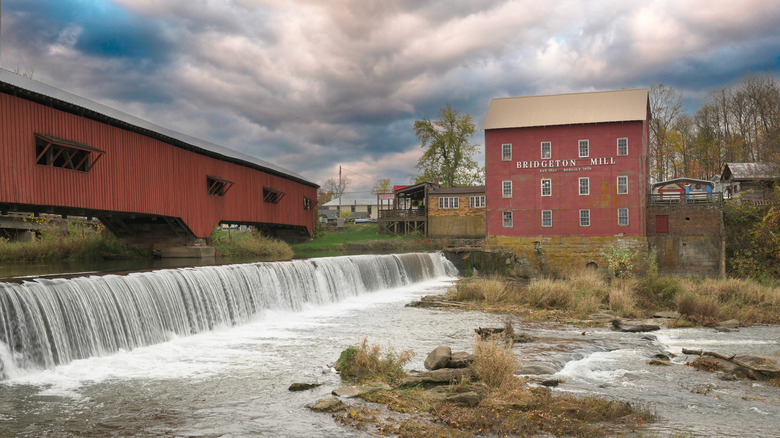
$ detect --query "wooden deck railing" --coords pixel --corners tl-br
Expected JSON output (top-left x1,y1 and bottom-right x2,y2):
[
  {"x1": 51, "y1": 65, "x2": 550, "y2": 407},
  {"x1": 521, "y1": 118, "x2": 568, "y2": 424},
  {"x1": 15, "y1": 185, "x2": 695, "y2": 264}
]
[
  {"x1": 378, "y1": 208, "x2": 427, "y2": 220},
  {"x1": 648, "y1": 192, "x2": 722, "y2": 206}
]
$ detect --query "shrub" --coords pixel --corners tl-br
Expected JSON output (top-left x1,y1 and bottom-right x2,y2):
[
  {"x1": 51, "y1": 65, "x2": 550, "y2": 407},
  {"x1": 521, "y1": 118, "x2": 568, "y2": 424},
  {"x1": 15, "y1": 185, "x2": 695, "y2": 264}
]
[
  {"x1": 209, "y1": 230, "x2": 293, "y2": 259},
  {"x1": 635, "y1": 275, "x2": 683, "y2": 309},
  {"x1": 471, "y1": 338, "x2": 519, "y2": 389},
  {"x1": 336, "y1": 338, "x2": 413, "y2": 383}
]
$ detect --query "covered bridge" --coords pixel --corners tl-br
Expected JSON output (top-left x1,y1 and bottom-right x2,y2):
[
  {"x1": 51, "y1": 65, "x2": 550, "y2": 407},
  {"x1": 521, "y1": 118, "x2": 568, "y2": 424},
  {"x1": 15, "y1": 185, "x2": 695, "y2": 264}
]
[{"x1": 0, "y1": 69, "x2": 318, "y2": 250}]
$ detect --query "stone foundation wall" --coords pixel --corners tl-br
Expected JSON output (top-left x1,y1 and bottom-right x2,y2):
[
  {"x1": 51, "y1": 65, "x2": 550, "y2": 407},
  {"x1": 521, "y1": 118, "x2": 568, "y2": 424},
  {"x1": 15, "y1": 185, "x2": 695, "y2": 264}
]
[{"x1": 486, "y1": 235, "x2": 648, "y2": 277}]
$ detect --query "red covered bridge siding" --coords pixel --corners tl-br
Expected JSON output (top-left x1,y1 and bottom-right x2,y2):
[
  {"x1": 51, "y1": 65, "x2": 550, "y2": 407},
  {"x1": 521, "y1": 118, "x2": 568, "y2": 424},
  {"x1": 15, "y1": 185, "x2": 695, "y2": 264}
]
[
  {"x1": 0, "y1": 70, "x2": 318, "y2": 245},
  {"x1": 483, "y1": 89, "x2": 651, "y2": 273}
]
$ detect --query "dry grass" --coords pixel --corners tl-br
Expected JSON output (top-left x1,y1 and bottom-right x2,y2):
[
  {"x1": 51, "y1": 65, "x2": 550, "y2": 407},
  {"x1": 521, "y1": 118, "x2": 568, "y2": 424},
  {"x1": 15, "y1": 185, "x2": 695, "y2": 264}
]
[
  {"x1": 523, "y1": 269, "x2": 609, "y2": 317},
  {"x1": 676, "y1": 277, "x2": 780, "y2": 324},
  {"x1": 446, "y1": 272, "x2": 780, "y2": 326},
  {"x1": 336, "y1": 338, "x2": 414, "y2": 383},
  {"x1": 609, "y1": 278, "x2": 641, "y2": 317},
  {"x1": 471, "y1": 338, "x2": 519, "y2": 389},
  {"x1": 447, "y1": 277, "x2": 509, "y2": 302}
]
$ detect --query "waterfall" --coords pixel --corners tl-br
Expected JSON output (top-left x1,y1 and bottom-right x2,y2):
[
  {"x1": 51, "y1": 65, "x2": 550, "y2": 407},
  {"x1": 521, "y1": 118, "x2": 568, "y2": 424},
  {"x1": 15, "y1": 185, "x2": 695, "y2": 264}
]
[{"x1": 0, "y1": 253, "x2": 458, "y2": 379}]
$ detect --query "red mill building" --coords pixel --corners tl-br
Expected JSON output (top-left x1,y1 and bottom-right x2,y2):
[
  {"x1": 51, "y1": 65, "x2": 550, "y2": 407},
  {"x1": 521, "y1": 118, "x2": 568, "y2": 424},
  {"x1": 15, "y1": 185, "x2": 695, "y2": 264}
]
[{"x1": 483, "y1": 89, "x2": 650, "y2": 271}]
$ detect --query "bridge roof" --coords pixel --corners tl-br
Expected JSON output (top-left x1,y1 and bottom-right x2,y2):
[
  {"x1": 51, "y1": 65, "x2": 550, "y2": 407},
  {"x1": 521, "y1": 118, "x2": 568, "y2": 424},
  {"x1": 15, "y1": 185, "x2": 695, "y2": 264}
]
[{"x1": 0, "y1": 69, "x2": 317, "y2": 188}]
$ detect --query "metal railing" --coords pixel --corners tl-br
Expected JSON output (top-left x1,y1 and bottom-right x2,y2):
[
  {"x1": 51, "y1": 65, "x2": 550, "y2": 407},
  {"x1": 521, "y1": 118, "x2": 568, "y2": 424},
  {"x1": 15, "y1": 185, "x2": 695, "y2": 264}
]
[{"x1": 648, "y1": 192, "x2": 722, "y2": 206}]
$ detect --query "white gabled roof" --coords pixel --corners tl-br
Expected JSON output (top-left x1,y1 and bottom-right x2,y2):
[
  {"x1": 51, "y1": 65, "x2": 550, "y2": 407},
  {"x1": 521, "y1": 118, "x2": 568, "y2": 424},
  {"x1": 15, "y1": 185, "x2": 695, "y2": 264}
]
[
  {"x1": 0, "y1": 69, "x2": 316, "y2": 187},
  {"x1": 322, "y1": 195, "x2": 378, "y2": 207},
  {"x1": 482, "y1": 88, "x2": 649, "y2": 130}
]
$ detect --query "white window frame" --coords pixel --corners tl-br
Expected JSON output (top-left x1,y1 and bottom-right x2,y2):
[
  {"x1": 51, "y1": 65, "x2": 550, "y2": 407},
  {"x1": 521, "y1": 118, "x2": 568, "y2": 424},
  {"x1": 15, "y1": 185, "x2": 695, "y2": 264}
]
[
  {"x1": 618, "y1": 208, "x2": 629, "y2": 226},
  {"x1": 541, "y1": 210, "x2": 552, "y2": 227},
  {"x1": 617, "y1": 175, "x2": 628, "y2": 194},
  {"x1": 541, "y1": 141, "x2": 551, "y2": 159},
  {"x1": 579, "y1": 177, "x2": 589, "y2": 195},
  {"x1": 541, "y1": 178, "x2": 551, "y2": 197},
  {"x1": 469, "y1": 195, "x2": 485, "y2": 208},
  {"x1": 579, "y1": 209, "x2": 590, "y2": 227},
  {"x1": 438, "y1": 197, "x2": 459, "y2": 209},
  {"x1": 617, "y1": 137, "x2": 628, "y2": 156},
  {"x1": 502, "y1": 211, "x2": 513, "y2": 228},
  {"x1": 502, "y1": 143, "x2": 512, "y2": 161},
  {"x1": 578, "y1": 139, "x2": 589, "y2": 158},
  {"x1": 502, "y1": 180, "x2": 512, "y2": 198}
]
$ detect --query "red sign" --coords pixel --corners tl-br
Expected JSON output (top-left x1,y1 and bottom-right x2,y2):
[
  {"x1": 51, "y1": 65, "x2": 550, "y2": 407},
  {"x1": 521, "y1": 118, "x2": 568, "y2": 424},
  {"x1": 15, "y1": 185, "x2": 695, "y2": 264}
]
[{"x1": 378, "y1": 193, "x2": 395, "y2": 200}]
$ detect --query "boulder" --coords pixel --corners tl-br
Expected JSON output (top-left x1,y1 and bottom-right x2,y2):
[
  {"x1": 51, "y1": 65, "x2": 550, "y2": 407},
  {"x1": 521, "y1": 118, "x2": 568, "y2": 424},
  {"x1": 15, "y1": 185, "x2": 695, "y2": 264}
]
[
  {"x1": 447, "y1": 352, "x2": 473, "y2": 368},
  {"x1": 424, "y1": 346, "x2": 452, "y2": 370},
  {"x1": 288, "y1": 382, "x2": 322, "y2": 391},
  {"x1": 539, "y1": 379, "x2": 561, "y2": 387},
  {"x1": 310, "y1": 397, "x2": 345, "y2": 412},
  {"x1": 648, "y1": 359, "x2": 671, "y2": 366},
  {"x1": 399, "y1": 368, "x2": 476, "y2": 387}
]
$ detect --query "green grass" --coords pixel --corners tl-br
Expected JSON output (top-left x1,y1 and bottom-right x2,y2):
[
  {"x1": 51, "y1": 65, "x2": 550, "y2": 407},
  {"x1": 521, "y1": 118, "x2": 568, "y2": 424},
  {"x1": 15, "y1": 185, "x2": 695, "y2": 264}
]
[
  {"x1": 0, "y1": 232, "x2": 147, "y2": 263},
  {"x1": 291, "y1": 224, "x2": 422, "y2": 253}
]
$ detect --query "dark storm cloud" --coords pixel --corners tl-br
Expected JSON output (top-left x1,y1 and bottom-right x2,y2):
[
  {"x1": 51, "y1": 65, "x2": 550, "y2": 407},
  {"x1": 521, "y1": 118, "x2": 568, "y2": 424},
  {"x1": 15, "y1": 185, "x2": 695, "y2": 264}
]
[{"x1": 2, "y1": 0, "x2": 780, "y2": 190}]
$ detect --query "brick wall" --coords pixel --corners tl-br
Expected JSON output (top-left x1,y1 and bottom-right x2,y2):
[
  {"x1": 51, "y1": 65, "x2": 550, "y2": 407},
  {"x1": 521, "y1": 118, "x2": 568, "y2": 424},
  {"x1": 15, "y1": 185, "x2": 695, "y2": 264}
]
[
  {"x1": 647, "y1": 205, "x2": 721, "y2": 237},
  {"x1": 647, "y1": 204, "x2": 723, "y2": 276}
]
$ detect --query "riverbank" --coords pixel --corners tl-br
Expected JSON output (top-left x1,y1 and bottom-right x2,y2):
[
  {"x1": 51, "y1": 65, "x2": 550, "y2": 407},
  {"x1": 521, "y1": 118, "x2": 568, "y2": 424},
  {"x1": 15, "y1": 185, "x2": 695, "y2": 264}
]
[
  {"x1": 291, "y1": 224, "x2": 444, "y2": 255},
  {"x1": 0, "y1": 231, "x2": 147, "y2": 263},
  {"x1": 445, "y1": 270, "x2": 780, "y2": 326}
]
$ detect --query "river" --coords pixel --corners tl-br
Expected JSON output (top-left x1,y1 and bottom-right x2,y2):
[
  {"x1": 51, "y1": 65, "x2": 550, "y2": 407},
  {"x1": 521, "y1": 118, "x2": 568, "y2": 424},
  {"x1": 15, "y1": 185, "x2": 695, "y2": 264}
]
[{"x1": 0, "y1": 253, "x2": 778, "y2": 437}]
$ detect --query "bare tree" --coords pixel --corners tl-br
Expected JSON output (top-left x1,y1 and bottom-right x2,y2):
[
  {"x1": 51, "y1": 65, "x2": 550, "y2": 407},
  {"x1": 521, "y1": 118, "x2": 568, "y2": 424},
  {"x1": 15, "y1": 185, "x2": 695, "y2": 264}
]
[
  {"x1": 649, "y1": 84, "x2": 684, "y2": 181},
  {"x1": 322, "y1": 175, "x2": 351, "y2": 201}
]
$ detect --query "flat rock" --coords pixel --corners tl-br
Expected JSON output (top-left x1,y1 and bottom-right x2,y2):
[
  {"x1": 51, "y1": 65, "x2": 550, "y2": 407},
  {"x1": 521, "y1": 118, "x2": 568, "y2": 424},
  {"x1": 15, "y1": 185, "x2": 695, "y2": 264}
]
[
  {"x1": 332, "y1": 384, "x2": 391, "y2": 398},
  {"x1": 653, "y1": 310, "x2": 681, "y2": 319},
  {"x1": 288, "y1": 382, "x2": 322, "y2": 391},
  {"x1": 447, "y1": 351, "x2": 473, "y2": 368},
  {"x1": 399, "y1": 368, "x2": 476, "y2": 387},
  {"x1": 423, "y1": 386, "x2": 451, "y2": 401},
  {"x1": 510, "y1": 333, "x2": 534, "y2": 344},
  {"x1": 310, "y1": 397, "x2": 345, "y2": 412},
  {"x1": 589, "y1": 312, "x2": 615, "y2": 322},
  {"x1": 425, "y1": 346, "x2": 452, "y2": 370},
  {"x1": 446, "y1": 391, "x2": 481, "y2": 406},
  {"x1": 517, "y1": 363, "x2": 558, "y2": 375},
  {"x1": 648, "y1": 359, "x2": 671, "y2": 366},
  {"x1": 717, "y1": 319, "x2": 740, "y2": 329}
]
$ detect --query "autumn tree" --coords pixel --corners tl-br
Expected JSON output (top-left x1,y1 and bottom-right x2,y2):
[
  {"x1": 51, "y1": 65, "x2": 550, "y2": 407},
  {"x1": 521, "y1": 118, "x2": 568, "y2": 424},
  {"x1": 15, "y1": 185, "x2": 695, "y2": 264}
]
[
  {"x1": 371, "y1": 178, "x2": 392, "y2": 194},
  {"x1": 413, "y1": 103, "x2": 484, "y2": 187}
]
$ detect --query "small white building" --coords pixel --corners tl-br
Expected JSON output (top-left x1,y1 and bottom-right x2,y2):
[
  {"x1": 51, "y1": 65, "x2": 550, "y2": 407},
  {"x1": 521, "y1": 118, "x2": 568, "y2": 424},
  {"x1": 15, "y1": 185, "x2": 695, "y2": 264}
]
[{"x1": 320, "y1": 195, "x2": 379, "y2": 219}]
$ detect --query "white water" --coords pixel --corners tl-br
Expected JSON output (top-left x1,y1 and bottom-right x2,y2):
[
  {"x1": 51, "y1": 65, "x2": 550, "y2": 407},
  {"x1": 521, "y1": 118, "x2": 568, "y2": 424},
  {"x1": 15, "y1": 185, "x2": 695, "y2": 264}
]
[
  {"x1": 1, "y1": 255, "x2": 778, "y2": 437},
  {"x1": 0, "y1": 252, "x2": 457, "y2": 379}
]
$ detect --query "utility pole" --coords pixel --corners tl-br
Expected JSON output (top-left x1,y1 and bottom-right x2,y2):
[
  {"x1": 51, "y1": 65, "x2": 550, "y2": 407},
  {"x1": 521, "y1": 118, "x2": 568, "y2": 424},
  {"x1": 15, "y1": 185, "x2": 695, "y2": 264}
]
[{"x1": 338, "y1": 165, "x2": 342, "y2": 216}]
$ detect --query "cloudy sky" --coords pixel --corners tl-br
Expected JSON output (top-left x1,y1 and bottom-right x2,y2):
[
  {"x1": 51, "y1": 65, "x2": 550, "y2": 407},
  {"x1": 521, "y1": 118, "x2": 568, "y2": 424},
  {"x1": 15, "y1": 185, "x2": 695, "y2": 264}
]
[{"x1": 2, "y1": 0, "x2": 780, "y2": 194}]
